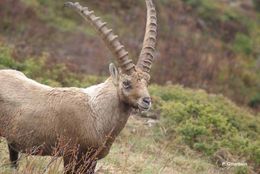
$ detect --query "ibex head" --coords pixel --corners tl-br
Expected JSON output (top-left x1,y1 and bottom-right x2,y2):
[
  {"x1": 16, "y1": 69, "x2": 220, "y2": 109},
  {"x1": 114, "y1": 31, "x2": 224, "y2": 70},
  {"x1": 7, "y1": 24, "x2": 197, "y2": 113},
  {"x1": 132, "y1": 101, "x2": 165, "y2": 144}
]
[
  {"x1": 65, "y1": 0, "x2": 157, "y2": 111},
  {"x1": 109, "y1": 64, "x2": 151, "y2": 111}
]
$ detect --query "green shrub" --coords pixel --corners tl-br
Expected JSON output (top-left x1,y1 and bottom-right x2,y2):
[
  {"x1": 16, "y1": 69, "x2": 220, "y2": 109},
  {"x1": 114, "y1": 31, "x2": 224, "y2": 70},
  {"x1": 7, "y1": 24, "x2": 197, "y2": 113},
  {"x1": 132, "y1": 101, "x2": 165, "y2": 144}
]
[
  {"x1": 249, "y1": 93, "x2": 260, "y2": 109},
  {"x1": 150, "y1": 85, "x2": 260, "y2": 167},
  {"x1": 233, "y1": 33, "x2": 253, "y2": 55},
  {"x1": 0, "y1": 44, "x2": 20, "y2": 69}
]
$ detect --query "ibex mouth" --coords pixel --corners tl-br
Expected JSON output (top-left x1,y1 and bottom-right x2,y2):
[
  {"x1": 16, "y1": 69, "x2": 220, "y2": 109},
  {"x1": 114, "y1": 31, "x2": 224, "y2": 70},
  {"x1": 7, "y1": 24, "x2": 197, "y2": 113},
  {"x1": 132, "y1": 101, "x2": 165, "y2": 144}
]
[{"x1": 138, "y1": 104, "x2": 151, "y2": 112}]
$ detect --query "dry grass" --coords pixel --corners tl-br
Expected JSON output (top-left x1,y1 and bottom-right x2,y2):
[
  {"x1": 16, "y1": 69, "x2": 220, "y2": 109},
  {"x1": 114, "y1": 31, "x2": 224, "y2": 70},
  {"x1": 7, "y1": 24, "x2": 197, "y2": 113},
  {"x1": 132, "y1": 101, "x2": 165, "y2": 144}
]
[{"x1": 0, "y1": 116, "x2": 238, "y2": 174}]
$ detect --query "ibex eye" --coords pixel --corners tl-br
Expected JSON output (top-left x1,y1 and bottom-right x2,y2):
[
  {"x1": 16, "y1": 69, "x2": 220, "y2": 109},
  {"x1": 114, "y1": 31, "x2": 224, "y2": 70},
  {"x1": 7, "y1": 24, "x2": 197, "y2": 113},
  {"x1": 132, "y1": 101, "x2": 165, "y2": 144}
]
[{"x1": 123, "y1": 80, "x2": 132, "y2": 89}]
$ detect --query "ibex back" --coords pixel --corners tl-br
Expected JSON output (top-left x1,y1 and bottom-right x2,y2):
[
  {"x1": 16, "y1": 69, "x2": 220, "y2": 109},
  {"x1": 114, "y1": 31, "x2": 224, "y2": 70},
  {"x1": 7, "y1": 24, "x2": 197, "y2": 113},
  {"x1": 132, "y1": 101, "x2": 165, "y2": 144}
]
[{"x1": 0, "y1": 0, "x2": 157, "y2": 173}]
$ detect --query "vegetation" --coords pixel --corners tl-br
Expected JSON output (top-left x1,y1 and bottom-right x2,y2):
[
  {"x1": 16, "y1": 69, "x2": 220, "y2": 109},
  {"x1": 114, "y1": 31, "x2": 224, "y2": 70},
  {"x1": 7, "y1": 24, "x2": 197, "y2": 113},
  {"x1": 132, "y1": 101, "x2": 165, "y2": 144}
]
[
  {"x1": 0, "y1": 42, "x2": 104, "y2": 88},
  {"x1": 150, "y1": 85, "x2": 260, "y2": 170}
]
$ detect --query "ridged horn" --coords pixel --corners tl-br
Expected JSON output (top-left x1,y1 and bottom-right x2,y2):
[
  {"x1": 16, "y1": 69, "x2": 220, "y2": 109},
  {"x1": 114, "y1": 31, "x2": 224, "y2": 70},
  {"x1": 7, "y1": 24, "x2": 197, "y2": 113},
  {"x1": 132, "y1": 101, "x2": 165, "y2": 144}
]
[
  {"x1": 65, "y1": 2, "x2": 135, "y2": 74},
  {"x1": 137, "y1": 0, "x2": 157, "y2": 74}
]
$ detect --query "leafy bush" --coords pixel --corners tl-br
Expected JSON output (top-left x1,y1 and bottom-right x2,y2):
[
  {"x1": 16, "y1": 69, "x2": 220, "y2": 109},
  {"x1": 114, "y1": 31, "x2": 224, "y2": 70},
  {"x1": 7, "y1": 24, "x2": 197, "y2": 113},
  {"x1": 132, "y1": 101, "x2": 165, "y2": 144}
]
[
  {"x1": 233, "y1": 33, "x2": 253, "y2": 55},
  {"x1": 249, "y1": 93, "x2": 260, "y2": 109},
  {"x1": 0, "y1": 44, "x2": 20, "y2": 69},
  {"x1": 150, "y1": 85, "x2": 260, "y2": 169}
]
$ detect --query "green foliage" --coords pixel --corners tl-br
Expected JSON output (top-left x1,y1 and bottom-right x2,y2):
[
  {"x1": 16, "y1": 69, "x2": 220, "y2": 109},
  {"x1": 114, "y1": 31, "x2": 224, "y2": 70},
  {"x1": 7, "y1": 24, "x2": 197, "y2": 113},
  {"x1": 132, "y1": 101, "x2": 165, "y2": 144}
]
[
  {"x1": 182, "y1": 0, "x2": 241, "y2": 23},
  {"x1": 183, "y1": 0, "x2": 218, "y2": 20},
  {"x1": 22, "y1": 0, "x2": 70, "y2": 29},
  {"x1": 150, "y1": 85, "x2": 260, "y2": 167},
  {"x1": 233, "y1": 33, "x2": 253, "y2": 55},
  {"x1": 20, "y1": 0, "x2": 39, "y2": 7},
  {"x1": 21, "y1": 0, "x2": 97, "y2": 36},
  {"x1": 253, "y1": 0, "x2": 260, "y2": 11},
  {"x1": 249, "y1": 93, "x2": 260, "y2": 108},
  {"x1": 0, "y1": 44, "x2": 20, "y2": 69},
  {"x1": 184, "y1": 0, "x2": 217, "y2": 20},
  {"x1": 235, "y1": 166, "x2": 249, "y2": 174},
  {"x1": 0, "y1": 42, "x2": 103, "y2": 87}
]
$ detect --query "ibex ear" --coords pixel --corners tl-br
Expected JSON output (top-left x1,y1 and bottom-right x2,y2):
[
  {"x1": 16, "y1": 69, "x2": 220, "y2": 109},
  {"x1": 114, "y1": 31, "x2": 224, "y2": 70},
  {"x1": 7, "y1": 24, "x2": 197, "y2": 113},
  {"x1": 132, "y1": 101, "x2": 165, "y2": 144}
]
[{"x1": 109, "y1": 63, "x2": 119, "y2": 86}]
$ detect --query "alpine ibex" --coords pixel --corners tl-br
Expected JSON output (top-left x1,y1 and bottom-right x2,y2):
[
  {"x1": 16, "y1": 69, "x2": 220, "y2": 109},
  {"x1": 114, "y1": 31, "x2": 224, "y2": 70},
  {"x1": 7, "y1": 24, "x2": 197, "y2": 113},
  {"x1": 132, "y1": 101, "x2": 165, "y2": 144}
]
[{"x1": 0, "y1": 0, "x2": 157, "y2": 173}]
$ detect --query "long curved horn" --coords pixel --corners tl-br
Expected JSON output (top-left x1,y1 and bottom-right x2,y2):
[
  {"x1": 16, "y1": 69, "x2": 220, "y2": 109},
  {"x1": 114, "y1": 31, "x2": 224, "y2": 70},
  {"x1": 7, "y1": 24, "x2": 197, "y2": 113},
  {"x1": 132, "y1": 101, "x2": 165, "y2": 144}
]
[
  {"x1": 137, "y1": 0, "x2": 157, "y2": 74},
  {"x1": 65, "y1": 2, "x2": 135, "y2": 74}
]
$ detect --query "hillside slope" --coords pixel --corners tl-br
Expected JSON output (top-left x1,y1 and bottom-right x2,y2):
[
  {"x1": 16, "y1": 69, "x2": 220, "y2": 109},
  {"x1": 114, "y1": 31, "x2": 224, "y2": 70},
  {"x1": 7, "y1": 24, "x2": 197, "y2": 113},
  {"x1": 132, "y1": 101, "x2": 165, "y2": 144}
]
[{"x1": 0, "y1": 42, "x2": 259, "y2": 173}]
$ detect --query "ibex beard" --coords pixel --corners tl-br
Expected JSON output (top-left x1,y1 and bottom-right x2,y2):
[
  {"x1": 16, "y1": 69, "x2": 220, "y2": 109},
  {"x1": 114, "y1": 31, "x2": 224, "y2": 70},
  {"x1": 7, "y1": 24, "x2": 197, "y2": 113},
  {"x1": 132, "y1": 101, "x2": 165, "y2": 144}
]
[{"x1": 0, "y1": 0, "x2": 157, "y2": 173}]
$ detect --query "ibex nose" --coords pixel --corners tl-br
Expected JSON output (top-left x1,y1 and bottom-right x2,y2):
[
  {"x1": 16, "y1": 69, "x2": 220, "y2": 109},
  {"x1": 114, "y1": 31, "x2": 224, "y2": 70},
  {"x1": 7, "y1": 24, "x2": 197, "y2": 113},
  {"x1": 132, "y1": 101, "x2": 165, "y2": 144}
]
[{"x1": 142, "y1": 97, "x2": 151, "y2": 105}]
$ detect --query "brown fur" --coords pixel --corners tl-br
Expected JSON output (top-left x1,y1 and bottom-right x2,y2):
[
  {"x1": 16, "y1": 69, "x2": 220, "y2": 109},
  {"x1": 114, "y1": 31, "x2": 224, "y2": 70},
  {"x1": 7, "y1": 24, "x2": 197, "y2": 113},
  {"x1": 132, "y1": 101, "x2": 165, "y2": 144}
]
[{"x1": 0, "y1": 68, "x2": 150, "y2": 163}]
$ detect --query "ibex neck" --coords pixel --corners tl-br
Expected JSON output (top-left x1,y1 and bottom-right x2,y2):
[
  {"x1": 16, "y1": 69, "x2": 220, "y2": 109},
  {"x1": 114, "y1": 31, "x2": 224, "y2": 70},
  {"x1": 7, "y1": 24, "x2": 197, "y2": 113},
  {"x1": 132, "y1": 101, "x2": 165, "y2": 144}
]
[{"x1": 82, "y1": 78, "x2": 132, "y2": 139}]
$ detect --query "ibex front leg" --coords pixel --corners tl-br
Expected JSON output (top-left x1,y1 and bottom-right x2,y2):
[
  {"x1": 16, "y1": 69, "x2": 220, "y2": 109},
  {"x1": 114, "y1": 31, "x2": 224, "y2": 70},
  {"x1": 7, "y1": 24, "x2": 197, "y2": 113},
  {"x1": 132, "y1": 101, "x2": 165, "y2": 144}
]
[{"x1": 8, "y1": 143, "x2": 19, "y2": 169}]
